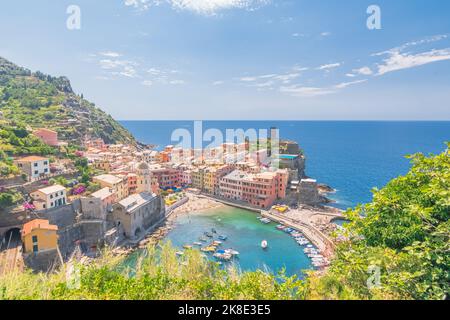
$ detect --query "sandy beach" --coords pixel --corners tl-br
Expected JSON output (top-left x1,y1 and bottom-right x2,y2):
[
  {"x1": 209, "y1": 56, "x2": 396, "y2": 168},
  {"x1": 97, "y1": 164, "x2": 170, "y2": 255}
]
[{"x1": 168, "y1": 193, "x2": 225, "y2": 221}]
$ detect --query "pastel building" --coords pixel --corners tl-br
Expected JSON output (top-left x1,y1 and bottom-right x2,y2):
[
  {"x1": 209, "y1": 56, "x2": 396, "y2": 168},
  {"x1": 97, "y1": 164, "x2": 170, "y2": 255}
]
[
  {"x1": 93, "y1": 174, "x2": 128, "y2": 201},
  {"x1": 30, "y1": 185, "x2": 67, "y2": 211},
  {"x1": 149, "y1": 166, "x2": 181, "y2": 189},
  {"x1": 219, "y1": 169, "x2": 288, "y2": 208},
  {"x1": 112, "y1": 192, "x2": 165, "y2": 239},
  {"x1": 22, "y1": 219, "x2": 58, "y2": 254},
  {"x1": 33, "y1": 128, "x2": 59, "y2": 146},
  {"x1": 14, "y1": 156, "x2": 50, "y2": 180}
]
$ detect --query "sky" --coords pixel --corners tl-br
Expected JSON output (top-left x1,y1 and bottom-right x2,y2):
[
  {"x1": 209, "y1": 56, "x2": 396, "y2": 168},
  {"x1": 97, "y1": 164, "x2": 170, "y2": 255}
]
[{"x1": 0, "y1": 0, "x2": 450, "y2": 120}]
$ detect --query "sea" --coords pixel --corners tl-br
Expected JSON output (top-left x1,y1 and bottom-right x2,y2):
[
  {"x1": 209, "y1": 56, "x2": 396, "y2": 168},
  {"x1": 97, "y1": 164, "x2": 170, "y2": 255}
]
[{"x1": 121, "y1": 121, "x2": 450, "y2": 276}]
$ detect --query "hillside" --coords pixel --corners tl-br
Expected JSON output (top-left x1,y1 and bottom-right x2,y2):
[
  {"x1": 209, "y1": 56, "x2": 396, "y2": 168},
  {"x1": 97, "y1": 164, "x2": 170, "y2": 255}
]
[{"x1": 0, "y1": 56, "x2": 137, "y2": 147}]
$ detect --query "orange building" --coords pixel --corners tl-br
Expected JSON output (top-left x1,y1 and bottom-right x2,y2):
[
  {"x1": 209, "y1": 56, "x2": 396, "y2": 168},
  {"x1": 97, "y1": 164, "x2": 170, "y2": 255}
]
[
  {"x1": 22, "y1": 219, "x2": 58, "y2": 254},
  {"x1": 33, "y1": 128, "x2": 59, "y2": 146}
]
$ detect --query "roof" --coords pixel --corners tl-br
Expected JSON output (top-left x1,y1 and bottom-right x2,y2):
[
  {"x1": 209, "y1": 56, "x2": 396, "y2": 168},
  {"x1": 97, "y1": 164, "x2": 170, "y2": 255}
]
[
  {"x1": 16, "y1": 156, "x2": 48, "y2": 162},
  {"x1": 34, "y1": 128, "x2": 57, "y2": 134},
  {"x1": 91, "y1": 187, "x2": 114, "y2": 200},
  {"x1": 118, "y1": 192, "x2": 156, "y2": 213},
  {"x1": 22, "y1": 219, "x2": 58, "y2": 235},
  {"x1": 34, "y1": 185, "x2": 66, "y2": 195},
  {"x1": 93, "y1": 174, "x2": 123, "y2": 185}
]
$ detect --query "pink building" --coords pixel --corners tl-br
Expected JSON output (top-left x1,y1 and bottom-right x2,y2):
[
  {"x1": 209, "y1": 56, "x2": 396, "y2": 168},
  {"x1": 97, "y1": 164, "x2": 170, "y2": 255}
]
[
  {"x1": 219, "y1": 169, "x2": 288, "y2": 208},
  {"x1": 150, "y1": 166, "x2": 181, "y2": 188},
  {"x1": 33, "y1": 128, "x2": 59, "y2": 146}
]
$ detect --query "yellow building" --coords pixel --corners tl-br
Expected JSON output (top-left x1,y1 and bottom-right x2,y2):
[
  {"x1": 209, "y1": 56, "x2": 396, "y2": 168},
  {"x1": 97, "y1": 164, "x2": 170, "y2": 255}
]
[
  {"x1": 93, "y1": 174, "x2": 128, "y2": 201},
  {"x1": 22, "y1": 219, "x2": 58, "y2": 254}
]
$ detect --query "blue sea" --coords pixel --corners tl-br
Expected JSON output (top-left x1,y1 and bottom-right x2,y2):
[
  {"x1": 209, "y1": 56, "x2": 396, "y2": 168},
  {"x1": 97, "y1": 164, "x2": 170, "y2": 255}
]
[
  {"x1": 120, "y1": 121, "x2": 449, "y2": 276},
  {"x1": 121, "y1": 121, "x2": 449, "y2": 209}
]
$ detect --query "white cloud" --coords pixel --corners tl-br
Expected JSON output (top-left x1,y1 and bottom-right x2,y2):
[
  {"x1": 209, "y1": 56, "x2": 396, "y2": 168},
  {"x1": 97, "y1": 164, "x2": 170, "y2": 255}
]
[
  {"x1": 320, "y1": 32, "x2": 331, "y2": 37},
  {"x1": 142, "y1": 80, "x2": 154, "y2": 87},
  {"x1": 317, "y1": 63, "x2": 341, "y2": 70},
  {"x1": 280, "y1": 85, "x2": 335, "y2": 97},
  {"x1": 99, "y1": 51, "x2": 122, "y2": 58},
  {"x1": 334, "y1": 79, "x2": 367, "y2": 89},
  {"x1": 346, "y1": 73, "x2": 356, "y2": 78},
  {"x1": 353, "y1": 66, "x2": 373, "y2": 76},
  {"x1": 212, "y1": 80, "x2": 224, "y2": 85},
  {"x1": 377, "y1": 49, "x2": 450, "y2": 75},
  {"x1": 124, "y1": 0, "x2": 270, "y2": 15}
]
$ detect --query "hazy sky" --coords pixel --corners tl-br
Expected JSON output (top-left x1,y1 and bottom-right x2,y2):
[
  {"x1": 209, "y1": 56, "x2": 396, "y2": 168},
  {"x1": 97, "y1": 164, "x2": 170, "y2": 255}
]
[{"x1": 1, "y1": 0, "x2": 450, "y2": 120}]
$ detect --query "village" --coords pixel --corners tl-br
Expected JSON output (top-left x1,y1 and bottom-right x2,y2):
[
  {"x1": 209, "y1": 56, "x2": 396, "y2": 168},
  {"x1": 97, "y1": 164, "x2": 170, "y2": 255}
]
[{"x1": 0, "y1": 126, "x2": 343, "y2": 274}]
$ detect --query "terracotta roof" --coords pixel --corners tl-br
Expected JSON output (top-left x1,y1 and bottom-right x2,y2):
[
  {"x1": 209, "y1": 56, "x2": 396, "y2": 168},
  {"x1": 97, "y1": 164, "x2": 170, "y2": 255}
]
[
  {"x1": 34, "y1": 128, "x2": 57, "y2": 134},
  {"x1": 16, "y1": 156, "x2": 48, "y2": 162},
  {"x1": 22, "y1": 219, "x2": 58, "y2": 236}
]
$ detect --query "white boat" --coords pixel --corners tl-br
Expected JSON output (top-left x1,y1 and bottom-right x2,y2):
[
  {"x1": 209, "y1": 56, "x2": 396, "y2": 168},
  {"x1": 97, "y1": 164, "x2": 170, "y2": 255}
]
[
  {"x1": 260, "y1": 218, "x2": 271, "y2": 224},
  {"x1": 176, "y1": 251, "x2": 184, "y2": 256},
  {"x1": 225, "y1": 249, "x2": 240, "y2": 256},
  {"x1": 261, "y1": 240, "x2": 268, "y2": 249}
]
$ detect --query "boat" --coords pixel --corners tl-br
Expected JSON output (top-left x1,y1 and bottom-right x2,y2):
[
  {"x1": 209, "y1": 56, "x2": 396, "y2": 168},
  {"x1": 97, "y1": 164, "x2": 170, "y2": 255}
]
[
  {"x1": 183, "y1": 245, "x2": 193, "y2": 249},
  {"x1": 176, "y1": 251, "x2": 184, "y2": 256},
  {"x1": 284, "y1": 227, "x2": 294, "y2": 233},
  {"x1": 199, "y1": 237, "x2": 207, "y2": 242},
  {"x1": 193, "y1": 242, "x2": 202, "y2": 246},
  {"x1": 225, "y1": 249, "x2": 240, "y2": 256},
  {"x1": 218, "y1": 235, "x2": 228, "y2": 241},
  {"x1": 276, "y1": 225, "x2": 285, "y2": 230},
  {"x1": 204, "y1": 232, "x2": 213, "y2": 238},
  {"x1": 261, "y1": 240, "x2": 268, "y2": 249},
  {"x1": 213, "y1": 251, "x2": 232, "y2": 261},
  {"x1": 201, "y1": 246, "x2": 216, "y2": 253},
  {"x1": 212, "y1": 240, "x2": 223, "y2": 246},
  {"x1": 260, "y1": 218, "x2": 271, "y2": 224}
]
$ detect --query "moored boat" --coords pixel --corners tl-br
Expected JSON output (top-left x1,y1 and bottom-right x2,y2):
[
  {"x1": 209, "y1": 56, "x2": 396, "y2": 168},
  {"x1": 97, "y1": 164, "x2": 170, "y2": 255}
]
[{"x1": 261, "y1": 240, "x2": 268, "y2": 249}]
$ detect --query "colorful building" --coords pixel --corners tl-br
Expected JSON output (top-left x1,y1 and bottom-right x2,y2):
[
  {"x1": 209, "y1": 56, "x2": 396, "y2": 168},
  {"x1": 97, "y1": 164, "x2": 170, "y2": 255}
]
[
  {"x1": 93, "y1": 174, "x2": 128, "y2": 201},
  {"x1": 33, "y1": 128, "x2": 59, "y2": 146},
  {"x1": 21, "y1": 219, "x2": 58, "y2": 254},
  {"x1": 219, "y1": 169, "x2": 288, "y2": 208}
]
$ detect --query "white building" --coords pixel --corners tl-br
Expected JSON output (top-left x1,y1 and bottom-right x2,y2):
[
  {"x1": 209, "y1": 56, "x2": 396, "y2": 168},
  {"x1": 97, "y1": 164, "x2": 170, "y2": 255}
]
[
  {"x1": 30, "y1": 185, "x2": 67, "y2": 211},
  {"x1": 14, "y1": 156, "x2": 50, "y2": 180}
]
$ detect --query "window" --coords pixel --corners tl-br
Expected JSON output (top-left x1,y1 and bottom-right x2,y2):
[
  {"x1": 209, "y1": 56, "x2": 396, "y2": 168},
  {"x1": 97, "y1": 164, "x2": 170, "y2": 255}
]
[
  {"x1": 33, "y1": 244, "x2": 39, "y2": 253},
  {"x1": 34, "y1": 170, "x2": 38, "y2": 175},
  {"x1": 34, "y1": 163, "x2": 38, "y2": 167},
  {"x1": 44, "y1": 161, "x2": 48, "y2": 165},
  {"x1": 32, "y1": 235, "x2": 38, "y2": 243}
]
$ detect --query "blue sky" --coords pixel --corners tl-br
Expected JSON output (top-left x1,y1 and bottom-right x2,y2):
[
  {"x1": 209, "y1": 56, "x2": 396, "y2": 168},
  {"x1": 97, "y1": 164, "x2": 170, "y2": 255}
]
[{"x1": 1, "y1": 0, "x2": 450, "y2": 120}]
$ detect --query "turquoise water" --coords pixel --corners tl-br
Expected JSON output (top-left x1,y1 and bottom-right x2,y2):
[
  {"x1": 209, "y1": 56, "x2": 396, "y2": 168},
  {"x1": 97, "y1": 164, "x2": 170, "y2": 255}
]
[
  {"x1": 120, "y1": 121, "x2": 449, "y2": 274},
  {"x1": 165, "y1": 206, "x2": 312, "y2": 277}
]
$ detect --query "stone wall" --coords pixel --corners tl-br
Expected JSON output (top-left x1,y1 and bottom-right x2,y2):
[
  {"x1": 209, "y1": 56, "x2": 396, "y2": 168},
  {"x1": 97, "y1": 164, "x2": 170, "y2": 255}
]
[{"x1": 23, "y1": 249, "x2": 62, "y2": 273}]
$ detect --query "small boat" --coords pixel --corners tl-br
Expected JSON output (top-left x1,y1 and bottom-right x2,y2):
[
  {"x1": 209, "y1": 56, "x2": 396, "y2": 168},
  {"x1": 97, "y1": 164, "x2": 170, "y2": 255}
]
[
  {"x1": 276, "y1": 225, "x2": 285, "y2": 230},
  {"x1": 260, "y1": 218, "x2": 271, "y2": 224},
  {"x1": 225, "y1": 249, "x2": 240, "y2": 256},
  {"x1": 261, "y1": 240, "x2": 268, "y2": 249},
  {"x1": 213, "y1": 252, "x2": 232, "y2": 261},
  {"x1": 218, "y1": 235, "x2": 228, "y2": 241},
  {"x1": 201, "y1": 246, "x2": 216, "y2": 253},
  {"x1": 176, "y1": 251, "x2": 184, "y2": 256},
  {"x1": 204, "y1": 232, "x2": 213, "y2": 238},
  {"x1": 183, "y1": 245, "x2": 193, "y2": 250},
  {"x1": 212, "y1": 240, "x2": 223, "y2": 246},
  {"x1": 193, "y1": 242, "x2": 202, "y2": 246},
  {"x1": 199, "y1": 237, "x2": 207, "y2": 242}
]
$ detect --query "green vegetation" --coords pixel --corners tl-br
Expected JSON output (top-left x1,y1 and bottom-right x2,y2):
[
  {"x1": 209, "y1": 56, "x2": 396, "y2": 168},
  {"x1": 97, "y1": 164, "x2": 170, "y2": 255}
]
[
  {"x1": 0, "y1": 188, "x2": 22, "y2": 209},
  {"x1": 0, "y1": 144, "x2": 448, "y2": 300},
  {"x1": 0, "y1": 243, "x2": 305, "y2": 300},
  {"x1": 0, "y1": 56, "x2": 137, "y2": 146},
  {"x1": 306, "y1": 143, "x2": 449, "y2": 300}
]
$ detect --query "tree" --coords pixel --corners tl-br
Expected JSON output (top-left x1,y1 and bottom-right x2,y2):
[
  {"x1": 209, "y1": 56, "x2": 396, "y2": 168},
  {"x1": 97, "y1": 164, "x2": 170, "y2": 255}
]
[{"x1": 306, "y1": 143, "x2": 449, "y2": 300}]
